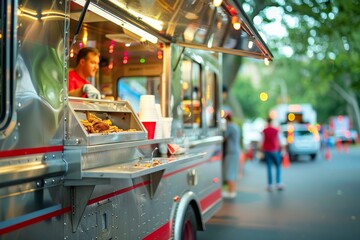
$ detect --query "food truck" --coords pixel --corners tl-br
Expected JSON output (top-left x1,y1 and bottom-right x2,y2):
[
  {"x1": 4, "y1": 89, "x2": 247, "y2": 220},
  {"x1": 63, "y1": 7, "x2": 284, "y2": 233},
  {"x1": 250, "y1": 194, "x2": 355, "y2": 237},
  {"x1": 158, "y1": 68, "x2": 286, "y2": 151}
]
[{"x1": 0, "y1": 0, "x2": 272, "y2": 239}]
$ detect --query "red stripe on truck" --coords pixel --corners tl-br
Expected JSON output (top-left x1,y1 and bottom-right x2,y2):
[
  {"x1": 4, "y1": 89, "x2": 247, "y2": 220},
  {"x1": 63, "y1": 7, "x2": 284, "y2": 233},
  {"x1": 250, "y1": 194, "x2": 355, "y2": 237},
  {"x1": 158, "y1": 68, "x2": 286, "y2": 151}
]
[
  {"x1": 200, "y1": 188, "x2": 222, "y2": 212},
  {"x1": 0, "y1": 146, "x2": 64, "y2": 158},
  {"x1": 88, "y1": 181, "x2": 150, "y2": 204},
  {"x1": 142, "y1": 222, "x2": 171, "y2": 240},
  {"x1": 142, "y1": 188, "x2": 222, "y2": 240},
  {"x1": 0, "y1": 207, "x2": 71, "y2": 235}
]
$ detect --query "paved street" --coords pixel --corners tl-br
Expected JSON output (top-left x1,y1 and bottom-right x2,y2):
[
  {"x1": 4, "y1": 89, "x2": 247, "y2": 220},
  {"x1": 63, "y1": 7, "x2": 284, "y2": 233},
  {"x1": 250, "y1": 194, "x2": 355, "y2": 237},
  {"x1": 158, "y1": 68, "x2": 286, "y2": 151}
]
[{"x1": 198, "y1": 146, "x2": 360, "y2": 240}]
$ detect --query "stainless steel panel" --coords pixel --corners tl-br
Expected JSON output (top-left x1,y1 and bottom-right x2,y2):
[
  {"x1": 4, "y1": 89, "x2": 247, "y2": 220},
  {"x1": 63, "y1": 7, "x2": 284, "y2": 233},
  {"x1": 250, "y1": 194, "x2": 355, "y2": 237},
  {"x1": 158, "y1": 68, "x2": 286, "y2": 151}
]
[
  {"x1": 85, "y1": 0, "x2": 272, "y2": 59},
  {"x1": 0, "y1": 184, "x2": 65, "y2": 240},
  {"x1": 0, "y1": 155, "x2": 66, "y2": 188}
]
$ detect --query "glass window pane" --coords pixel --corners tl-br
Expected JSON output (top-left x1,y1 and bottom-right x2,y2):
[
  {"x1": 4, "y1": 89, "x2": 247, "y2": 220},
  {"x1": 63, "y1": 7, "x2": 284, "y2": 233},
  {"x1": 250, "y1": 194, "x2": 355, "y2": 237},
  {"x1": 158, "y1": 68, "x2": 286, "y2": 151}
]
[
  {"x1": 192, "y1": 62, "x2": 201, "y2": 126},
  {"x1": 117, "y1": 76, "x2": 160, "y2": 113},
  {"x1": 204, "y1": 70, "x2": 217, "y2": 128},
  {"x1": 0, "y1": 1, "x2": 4, "y2": 124},
  {"x1": 181, "y1": 59, "x2": 192, "y2": 126},
  {"x1": 181, "y1": 59, "x2": 201, "y2": 128}
]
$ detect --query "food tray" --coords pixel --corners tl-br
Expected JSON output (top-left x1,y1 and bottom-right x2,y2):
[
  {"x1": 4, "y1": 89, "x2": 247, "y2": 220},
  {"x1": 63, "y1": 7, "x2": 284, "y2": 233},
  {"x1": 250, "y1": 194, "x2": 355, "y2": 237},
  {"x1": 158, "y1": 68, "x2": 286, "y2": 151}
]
[{"x1": 66, "y1": 97, "x2": 147, "y2": 146}]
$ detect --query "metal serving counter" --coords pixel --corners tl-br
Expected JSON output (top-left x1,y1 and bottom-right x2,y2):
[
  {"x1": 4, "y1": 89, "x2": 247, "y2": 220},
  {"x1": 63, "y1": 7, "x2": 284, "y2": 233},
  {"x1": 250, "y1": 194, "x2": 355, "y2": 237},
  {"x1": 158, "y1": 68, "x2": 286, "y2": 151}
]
[
  {"x1": 81, "y1": 152, "x2": 205, "y2": 179},
  {"x1": 64, "y1": 98, "x2": 194, "y2": 183},
  {"x1": 65, "y1": 97, "x2": 164, "y2": 178}
]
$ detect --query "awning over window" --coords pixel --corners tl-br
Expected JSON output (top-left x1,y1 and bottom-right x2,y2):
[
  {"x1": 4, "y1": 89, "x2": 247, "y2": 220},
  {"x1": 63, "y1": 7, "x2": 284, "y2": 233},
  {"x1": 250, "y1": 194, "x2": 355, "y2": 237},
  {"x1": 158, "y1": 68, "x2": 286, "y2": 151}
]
[{"x1": 73, "y1": 0, "x2": 273, "y2": 61}]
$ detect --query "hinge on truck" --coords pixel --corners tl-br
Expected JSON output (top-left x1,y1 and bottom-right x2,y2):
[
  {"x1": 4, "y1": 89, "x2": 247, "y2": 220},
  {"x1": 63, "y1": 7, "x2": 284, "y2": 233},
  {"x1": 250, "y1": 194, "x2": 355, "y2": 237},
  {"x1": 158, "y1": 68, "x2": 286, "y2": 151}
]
[
  {"x1": 187, "y1": 169, "x2": 198, "y2": 186},
  {"x1": 149, "y1": 170, "x2": 165, "y2": 199},
  {"x1": 140, "y1": 169, "x2": 165, "y2": 199},
  {"x1": 70, "y1": 185, "x2": 95, "y2": 232}
]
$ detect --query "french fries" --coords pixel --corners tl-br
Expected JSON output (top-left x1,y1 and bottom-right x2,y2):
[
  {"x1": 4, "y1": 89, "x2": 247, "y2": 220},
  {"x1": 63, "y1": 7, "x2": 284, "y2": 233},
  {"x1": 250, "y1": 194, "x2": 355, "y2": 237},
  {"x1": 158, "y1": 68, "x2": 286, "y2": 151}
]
[{"x1": 80, "y1": 111, "x2": 137, "y2": 134}]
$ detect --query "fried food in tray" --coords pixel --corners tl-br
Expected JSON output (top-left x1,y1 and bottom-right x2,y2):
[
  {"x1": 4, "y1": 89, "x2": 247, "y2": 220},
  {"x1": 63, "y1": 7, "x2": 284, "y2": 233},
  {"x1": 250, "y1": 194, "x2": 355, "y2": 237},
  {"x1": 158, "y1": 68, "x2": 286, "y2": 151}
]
[{"x1": 80, "y1": 111, "x2": 137, "y2": 134}]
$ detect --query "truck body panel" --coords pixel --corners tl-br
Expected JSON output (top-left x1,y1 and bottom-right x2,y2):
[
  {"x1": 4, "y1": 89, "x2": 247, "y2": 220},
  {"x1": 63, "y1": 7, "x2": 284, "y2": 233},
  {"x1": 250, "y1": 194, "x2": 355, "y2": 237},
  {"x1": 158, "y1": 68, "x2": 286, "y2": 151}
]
[{"x1": 0, "y1": 0, "x2": 271, "y2": 239}]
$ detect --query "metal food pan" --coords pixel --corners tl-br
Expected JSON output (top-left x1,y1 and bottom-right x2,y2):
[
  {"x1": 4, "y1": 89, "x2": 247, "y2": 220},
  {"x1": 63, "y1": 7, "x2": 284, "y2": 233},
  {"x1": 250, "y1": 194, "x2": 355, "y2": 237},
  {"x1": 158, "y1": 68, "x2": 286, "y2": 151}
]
[{"x1": 66, "y1": 98, "x2": 147, "y2": 146}]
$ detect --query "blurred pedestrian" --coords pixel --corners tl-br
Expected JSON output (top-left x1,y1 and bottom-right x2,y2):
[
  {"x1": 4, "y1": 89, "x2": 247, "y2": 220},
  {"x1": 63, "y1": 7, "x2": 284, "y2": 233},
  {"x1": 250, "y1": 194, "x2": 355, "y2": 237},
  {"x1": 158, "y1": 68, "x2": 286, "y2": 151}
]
[
  {"x1": 222, "y1": 85, "x2": 228, "y2": 102},
  {"x1": 222, "y1": 112, "x2": 241, "y2": 198},
  {"x1": 68, "y1": 47, "x2": 101, "y2": 99},
  {"x1": 260, "y1": 117, "x2": 285, "y2": 191}
]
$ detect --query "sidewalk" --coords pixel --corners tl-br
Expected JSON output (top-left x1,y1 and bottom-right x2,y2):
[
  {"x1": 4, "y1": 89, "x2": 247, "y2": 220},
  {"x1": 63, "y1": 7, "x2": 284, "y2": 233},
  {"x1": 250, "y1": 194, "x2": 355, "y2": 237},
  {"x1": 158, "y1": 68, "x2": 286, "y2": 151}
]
[{"x1": 199, "y1": 147, "x2": 360, "y2": 240}]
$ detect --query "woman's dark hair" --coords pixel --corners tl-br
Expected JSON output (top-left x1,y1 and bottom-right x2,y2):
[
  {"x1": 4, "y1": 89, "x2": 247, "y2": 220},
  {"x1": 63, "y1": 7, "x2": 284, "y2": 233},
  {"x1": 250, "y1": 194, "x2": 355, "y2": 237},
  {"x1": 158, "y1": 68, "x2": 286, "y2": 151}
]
[{"x1": 222, "y1": 85, "x2": 228, "y2": 93}]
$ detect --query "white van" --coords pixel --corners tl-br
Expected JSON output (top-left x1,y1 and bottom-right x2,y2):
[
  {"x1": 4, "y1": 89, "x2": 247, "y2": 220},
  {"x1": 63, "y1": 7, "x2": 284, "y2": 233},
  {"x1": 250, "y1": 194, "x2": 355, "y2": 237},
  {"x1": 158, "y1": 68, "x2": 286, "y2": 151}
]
[{"x1": 282, "y1": 124, "x2": 321, "y2": 161}]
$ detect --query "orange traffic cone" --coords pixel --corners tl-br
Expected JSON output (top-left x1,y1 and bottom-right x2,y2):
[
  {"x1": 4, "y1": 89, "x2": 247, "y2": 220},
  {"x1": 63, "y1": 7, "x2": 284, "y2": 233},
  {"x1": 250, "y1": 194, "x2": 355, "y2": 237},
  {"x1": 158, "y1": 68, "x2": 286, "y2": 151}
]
[
  {"x1": 282, "y1": 153, "x2": 291, "y2": 168},
  {"x1": 325, "y1": 147, "x2": 331, "y2": 160}
]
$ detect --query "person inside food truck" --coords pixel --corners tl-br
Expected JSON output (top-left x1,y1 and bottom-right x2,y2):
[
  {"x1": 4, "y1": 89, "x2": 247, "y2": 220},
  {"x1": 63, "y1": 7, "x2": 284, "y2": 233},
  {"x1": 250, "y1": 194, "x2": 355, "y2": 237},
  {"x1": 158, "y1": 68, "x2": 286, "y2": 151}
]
[{"x1": 68, "y1": 47, "x2": 102, "y2": 99}]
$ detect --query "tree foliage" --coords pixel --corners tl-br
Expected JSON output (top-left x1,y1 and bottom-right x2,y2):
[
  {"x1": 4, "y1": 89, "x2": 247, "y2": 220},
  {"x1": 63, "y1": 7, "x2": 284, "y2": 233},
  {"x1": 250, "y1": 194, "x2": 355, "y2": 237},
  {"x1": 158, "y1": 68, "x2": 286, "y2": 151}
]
[{"x1": 232, "y1": 0, "x2": 360, "y2": 130}]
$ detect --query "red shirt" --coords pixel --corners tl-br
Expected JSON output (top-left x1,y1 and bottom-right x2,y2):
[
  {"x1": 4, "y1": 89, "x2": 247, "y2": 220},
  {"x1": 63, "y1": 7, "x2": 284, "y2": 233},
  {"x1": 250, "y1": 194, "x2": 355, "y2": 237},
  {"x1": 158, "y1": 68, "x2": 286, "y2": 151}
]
[
  {"x1": 262, "y1": 126, "x2": 280, "y2": 152},
  {"x1": 68, "y1": 70, "x2": 89, "y2": 98}
]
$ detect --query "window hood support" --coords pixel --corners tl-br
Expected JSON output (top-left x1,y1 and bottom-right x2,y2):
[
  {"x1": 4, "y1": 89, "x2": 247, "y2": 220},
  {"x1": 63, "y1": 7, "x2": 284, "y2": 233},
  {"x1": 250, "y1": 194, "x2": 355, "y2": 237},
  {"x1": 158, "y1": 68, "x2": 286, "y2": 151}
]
[{"x1": 70, "y1": 0, "x2": 91, "y2": 50}]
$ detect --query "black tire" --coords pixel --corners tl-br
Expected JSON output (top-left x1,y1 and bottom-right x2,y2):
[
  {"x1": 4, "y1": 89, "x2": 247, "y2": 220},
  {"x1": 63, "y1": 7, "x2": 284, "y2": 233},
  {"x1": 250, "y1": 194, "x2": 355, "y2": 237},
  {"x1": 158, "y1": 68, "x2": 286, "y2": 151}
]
[
  {"x1": 310, "y1": 154, "x2": 316, "y2": 161},
  {"x1": 181, "y1": 205, "x2": 197, "y2": 240}
]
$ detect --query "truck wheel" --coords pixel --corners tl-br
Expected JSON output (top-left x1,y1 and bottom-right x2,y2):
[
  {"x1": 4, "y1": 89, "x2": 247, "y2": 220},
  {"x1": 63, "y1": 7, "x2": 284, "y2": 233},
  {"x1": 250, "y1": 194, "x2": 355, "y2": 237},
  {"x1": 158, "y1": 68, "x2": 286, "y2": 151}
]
[
  {"x1": 310, "y1": 154, "x2": 316, "y2": 161},
  {"x1": 181, "y1": 205, "x2": 197, "y2": 240}
]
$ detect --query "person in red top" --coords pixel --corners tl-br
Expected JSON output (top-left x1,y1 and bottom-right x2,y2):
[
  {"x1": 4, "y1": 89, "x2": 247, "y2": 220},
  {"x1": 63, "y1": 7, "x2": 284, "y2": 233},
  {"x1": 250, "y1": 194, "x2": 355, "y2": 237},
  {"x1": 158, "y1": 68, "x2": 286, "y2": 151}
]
[
  {"x1": 261, "y1": 117, "x2": 285, "y2": 191},
  {"x1": 68, "y1": 47, "x2": 101, "y2": 99}
]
